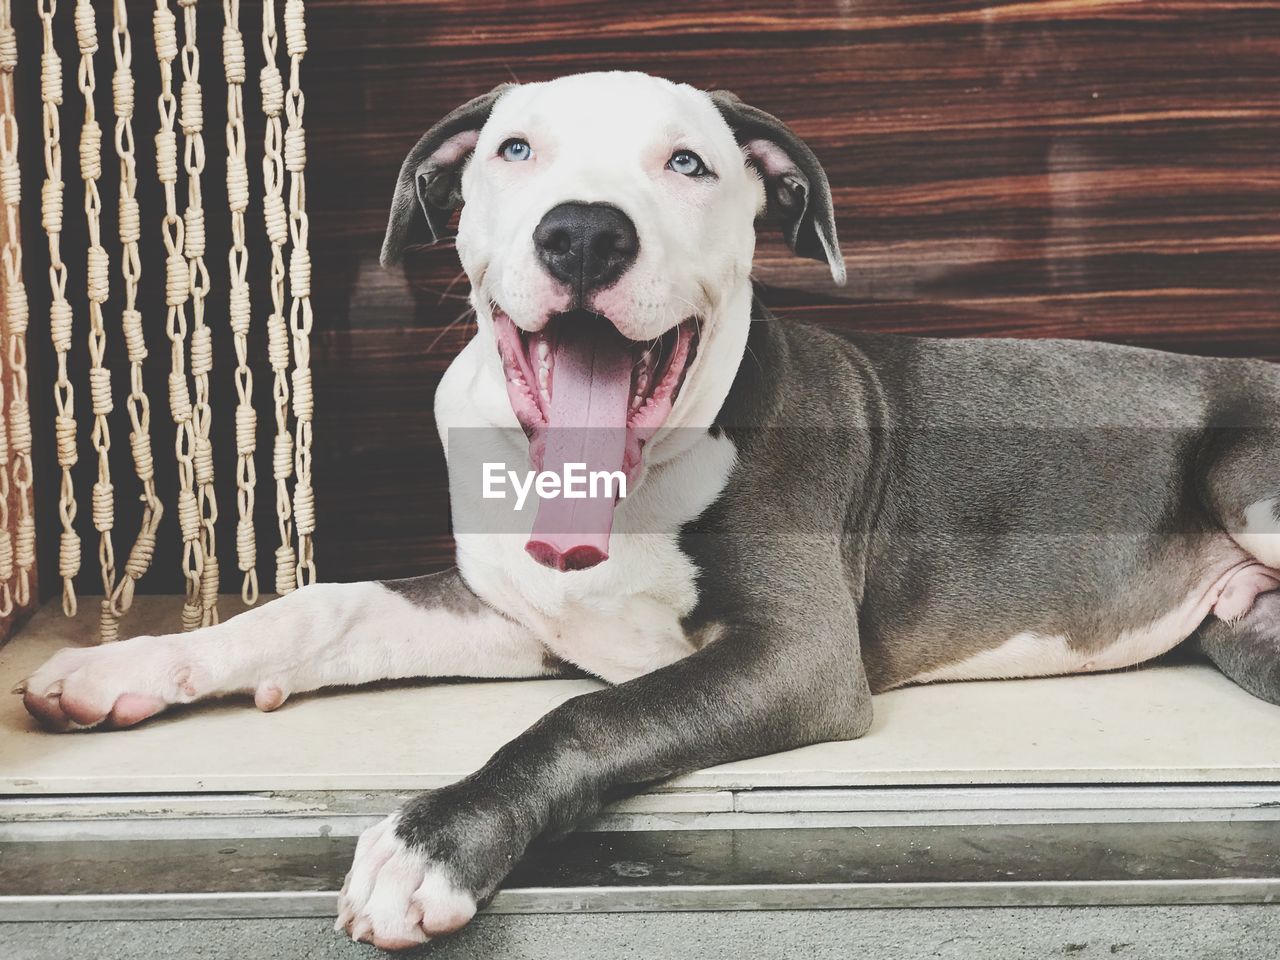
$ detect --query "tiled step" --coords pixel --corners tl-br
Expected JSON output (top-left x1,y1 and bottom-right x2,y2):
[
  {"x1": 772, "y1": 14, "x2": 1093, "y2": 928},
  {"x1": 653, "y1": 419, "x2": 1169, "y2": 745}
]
[{"x1": 2, "y1": 795, "x2": 1279, "y2": 921}]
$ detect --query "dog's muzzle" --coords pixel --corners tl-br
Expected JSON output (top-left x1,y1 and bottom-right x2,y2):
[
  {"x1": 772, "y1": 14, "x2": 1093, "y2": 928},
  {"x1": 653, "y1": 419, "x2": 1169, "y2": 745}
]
[{"x1": 533, "y1": 201, "x2": 639, "y2": 300}]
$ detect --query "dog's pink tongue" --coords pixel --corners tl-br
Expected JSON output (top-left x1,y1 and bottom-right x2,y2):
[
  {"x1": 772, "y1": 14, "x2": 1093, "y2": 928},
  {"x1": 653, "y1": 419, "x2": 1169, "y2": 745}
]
[{"x1": 526, "y1": 323, "x2": 632, "y2": 572}]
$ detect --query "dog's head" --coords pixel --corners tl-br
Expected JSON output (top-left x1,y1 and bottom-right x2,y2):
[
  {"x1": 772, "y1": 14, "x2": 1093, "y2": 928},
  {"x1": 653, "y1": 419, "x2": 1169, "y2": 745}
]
[{"x1": 383, "y1": 71, "x2": 843, "y2": 570}]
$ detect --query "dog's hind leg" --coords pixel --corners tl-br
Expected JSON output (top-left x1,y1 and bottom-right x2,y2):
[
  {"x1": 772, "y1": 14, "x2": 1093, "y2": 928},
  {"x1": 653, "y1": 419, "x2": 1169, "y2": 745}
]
[
  {"x1": 1203, "y1": 426, "x2": 1280, "y2": 569},
  {"x1": 17, "y1": 570, "x2": 553, "y2": 732},
  {"x1": 1195, "y1": 425, "x2": 1280, "y2": 629},
  {"x1": 1193, "y1": 591, "x2": 1280, "y2": 705}
]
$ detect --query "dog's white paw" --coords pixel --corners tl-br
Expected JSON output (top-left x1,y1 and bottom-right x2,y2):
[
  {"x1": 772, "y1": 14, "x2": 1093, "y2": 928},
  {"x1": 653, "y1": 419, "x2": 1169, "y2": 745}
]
[
  {"x1": 336, "y1": 814, "x2": 478, "y2": 951},
  {"x1": 16, "y1": 636, "x2": 193, "y2": 732}
]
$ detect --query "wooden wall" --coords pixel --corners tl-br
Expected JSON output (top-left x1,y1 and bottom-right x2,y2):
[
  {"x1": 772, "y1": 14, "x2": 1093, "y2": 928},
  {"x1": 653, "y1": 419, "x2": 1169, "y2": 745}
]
[{"x1": 11, "y1": 0, "x2": 1280, "y2": 597}]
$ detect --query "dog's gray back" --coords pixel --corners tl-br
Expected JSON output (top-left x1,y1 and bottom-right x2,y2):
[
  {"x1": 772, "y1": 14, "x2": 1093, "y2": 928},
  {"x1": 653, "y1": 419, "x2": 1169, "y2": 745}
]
[{"x1": 683, "y1": 316, "x2": 1280, "y2": 691}]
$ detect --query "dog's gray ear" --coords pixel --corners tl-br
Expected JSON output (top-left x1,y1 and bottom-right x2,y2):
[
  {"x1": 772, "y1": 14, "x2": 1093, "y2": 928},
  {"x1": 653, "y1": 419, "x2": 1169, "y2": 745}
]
[
  {"x1": 381, "y1": 84, "x2": 513, "y2": 267},
  {"x1": 709, "y1": 91, "x2": 845, "y2": 285}
]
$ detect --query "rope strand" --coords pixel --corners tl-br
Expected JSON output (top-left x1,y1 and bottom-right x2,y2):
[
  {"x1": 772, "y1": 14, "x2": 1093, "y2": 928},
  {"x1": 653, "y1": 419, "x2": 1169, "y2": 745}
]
[
  {"x1": 74, "y1": 0, "x2": 121, "y2": 641},
  {"x1": 261, "y1": 0, "x2": 294, "y2": 594},
  {"x1": 0, "y1": 0, "x2": 32, "y2": 616},
  {"x1": 154, "y1": 0, "x2": 203, "y2": 630},
  {"x1": 177, "y1": 0, "x2": 219, "y2": 626},
  {"x1": 224, "y1": 0, "x2": 257, "y2": 605},
  {"x1": 38, "y1": 0, "x2": 79, "y2": 617},
  {"x1": 108, "y1": 0, "x2": 164, "y2": 625},
  {"x1": 283, "y1": 0, "x2": 315, "y2": 586}
]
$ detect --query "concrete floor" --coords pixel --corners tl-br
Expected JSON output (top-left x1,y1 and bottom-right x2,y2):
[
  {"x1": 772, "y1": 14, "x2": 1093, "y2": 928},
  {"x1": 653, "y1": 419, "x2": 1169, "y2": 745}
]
[{"x1": 5, "y1": 906, "x2": 1279, "y2": 960}]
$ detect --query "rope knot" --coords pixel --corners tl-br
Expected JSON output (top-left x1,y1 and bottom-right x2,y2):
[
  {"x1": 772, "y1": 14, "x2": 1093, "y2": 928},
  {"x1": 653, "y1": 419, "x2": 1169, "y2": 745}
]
[
  {"x1": 130, "y1": 428, "x2": 154, "y2": 482},
  {"x1": 122, "y1": 309, "x2": 146, "y2": 362},
  {"x1": 180, "y1": 79, "x2": 203, "y2": 134},
  {"x1": 3, "y1": 278, "x2": 28, "y2": 336},
  {"x1": 89, "y1": 366, "x2": 112, "y2": 415},
  {"x1": 284, "y1": 0, "x2": 308, "y2": 57},
  {"x1": 86, "y1": 244, "x2": 109, "y2": 303},
  {"x1": 0, "y1": 26, "x2": 17, "y2": 72},
  {"x1": 74, "y1": 0, "x2": 97, "y2": 56},
  {"x1": 153, "y1": 8, "x2": 178, "y2": 62},
  {"x1": 190, "y1": 325, "x2": 213, "y2": 376},
  {"x1": 92, "y1": 480, "x2": 114, "y2": 532},
  {"x1": 183, "y1": 206, "x2": 205, "y2": 259},
  {"x1": 263, "y1": 192, "x2": 288, "y2": 244},
  {"x1": 0, "y1": 157, "x2": 20, "y2": 206},
  {"x1": 112, "y1": 67, "x2": 134, "y2": 118},
  {"x1": 118, "y1": 194, "x2": 140, "y2": 243},
  {"x1": 40, "y1": 49, "x2": 62, "y2": 105},
  {"x1": 223, "y1": 26, "x2": 245, "y2": 83},
  {"x1": 41, "y1": 178, "x2": 63, "y2": 233},
  {"x1": 50, "y1": 298, "x2": 72, "y2": 351},
  {"x1": 168, "y1": 371, "x2": 192, "y2": 424},
  {"x1": 275, "y1": 544, "x2": 298, "y2": 594},
  {"x1": 55, "y1": 415, "x2": 77, "y2": 467},
  {"x1": 260, "y1": 65, "x2": 284, "y2": 116},
  {"x1": 79, "y1": 119, "x2": 102, "y2": 181},
  {"x1": 165, "y1": 251, "x2": 189, "y2": 305}
]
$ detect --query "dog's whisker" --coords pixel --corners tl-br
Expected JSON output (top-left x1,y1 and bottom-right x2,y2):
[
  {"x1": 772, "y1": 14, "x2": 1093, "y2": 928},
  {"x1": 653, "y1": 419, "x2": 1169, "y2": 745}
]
[
  {"x1": 427, "y1": 307, "x2": 478, "y2": 353},
  {"x1": 437, "y1": 269, "x2": 470, "y2": 306}
]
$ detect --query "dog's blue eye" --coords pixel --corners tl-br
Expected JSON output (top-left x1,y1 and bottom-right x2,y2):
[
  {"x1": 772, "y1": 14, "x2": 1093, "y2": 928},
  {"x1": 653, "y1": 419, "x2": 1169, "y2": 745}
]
[
  {"x1": 668, "y1": 150, "x2": 708, "y2": 177},
  {"x1": 500, "y1": 138, "x2": 532, "y2": 162}
]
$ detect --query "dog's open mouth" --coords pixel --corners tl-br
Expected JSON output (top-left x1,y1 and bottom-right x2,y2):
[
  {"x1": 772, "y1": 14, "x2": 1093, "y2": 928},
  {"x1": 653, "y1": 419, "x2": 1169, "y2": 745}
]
[{"x1": 493, "y1": 308, "x2": 699, "y2": 572}]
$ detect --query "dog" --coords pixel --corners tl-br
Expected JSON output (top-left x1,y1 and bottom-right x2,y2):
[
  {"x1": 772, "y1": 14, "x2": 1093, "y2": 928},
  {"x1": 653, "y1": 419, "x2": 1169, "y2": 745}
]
[{"x1": 16, "y1": 71, "x2": 1280, "y2": 950}]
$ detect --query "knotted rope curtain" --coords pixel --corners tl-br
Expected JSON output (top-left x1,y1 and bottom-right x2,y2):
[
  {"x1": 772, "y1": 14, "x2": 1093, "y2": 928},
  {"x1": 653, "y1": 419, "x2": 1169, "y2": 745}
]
[{"x1": 2, "y1": 0, "x2": 317, "y2": 640}]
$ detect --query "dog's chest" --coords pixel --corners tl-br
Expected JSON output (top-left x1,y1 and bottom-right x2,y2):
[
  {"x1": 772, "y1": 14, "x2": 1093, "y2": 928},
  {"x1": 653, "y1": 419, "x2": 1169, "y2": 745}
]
[
  {"x1": 457, "y1": 530, "x2": 703, "y2": 683},
  {"x1": 439, "y1": 341, "x2": 740, "y2": 683},
  {"x1": 449, "y1": 434, "x2": 738, "y2": 683}
]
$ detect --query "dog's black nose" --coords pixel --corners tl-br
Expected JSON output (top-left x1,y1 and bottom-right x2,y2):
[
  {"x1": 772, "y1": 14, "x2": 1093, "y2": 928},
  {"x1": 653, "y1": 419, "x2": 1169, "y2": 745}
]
[{"x1": 533, "y1": 202, "x2": 639, "y2": 295}]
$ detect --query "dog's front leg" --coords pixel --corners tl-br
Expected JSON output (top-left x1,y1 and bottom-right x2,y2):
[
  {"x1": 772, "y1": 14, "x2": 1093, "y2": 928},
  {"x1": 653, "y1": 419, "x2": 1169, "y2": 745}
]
[
  {"x1": 336, "y1": 603, "x2": 872, "y2": 949},
  {"x1": 18, "y1": 570, "x2": 552, "y2": 731}
]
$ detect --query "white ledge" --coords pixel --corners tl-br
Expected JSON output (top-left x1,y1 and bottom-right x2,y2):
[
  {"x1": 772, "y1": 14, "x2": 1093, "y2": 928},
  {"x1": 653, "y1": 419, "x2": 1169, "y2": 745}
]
[{"x1": 2, "y1": 596, "x2": 1279, "y2": 795}]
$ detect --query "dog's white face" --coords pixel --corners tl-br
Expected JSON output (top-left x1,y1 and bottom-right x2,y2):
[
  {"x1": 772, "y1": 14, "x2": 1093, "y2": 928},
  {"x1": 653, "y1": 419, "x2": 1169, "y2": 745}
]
[
  {"x1": 455, "y1": 73, "x2": 761, "y2": 342},
  {"x1": 383, "y1": 71, "x2": 843, "y2": 570}
]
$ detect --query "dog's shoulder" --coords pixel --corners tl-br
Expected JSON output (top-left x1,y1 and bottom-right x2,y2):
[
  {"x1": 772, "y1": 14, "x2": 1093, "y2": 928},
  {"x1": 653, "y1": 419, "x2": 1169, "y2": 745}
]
[{"x1": 716, "y1": 311, "x2": 882, "y2": 432}]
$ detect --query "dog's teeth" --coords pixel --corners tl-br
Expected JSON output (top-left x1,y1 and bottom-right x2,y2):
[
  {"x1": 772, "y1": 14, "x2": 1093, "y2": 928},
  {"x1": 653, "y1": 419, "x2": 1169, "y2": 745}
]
[
  {"x1": 537, "y1": 340, "x2": 550, "y2": 361},
  {"x1": 537, "y1": 366, "x2": 549, "y2": 388},
  {"x1": 631, "y1": 395, "x2": 642, "y2": 410},
  {"x1": 540, "y1": 388, "x2": 551, "y2": 405}
]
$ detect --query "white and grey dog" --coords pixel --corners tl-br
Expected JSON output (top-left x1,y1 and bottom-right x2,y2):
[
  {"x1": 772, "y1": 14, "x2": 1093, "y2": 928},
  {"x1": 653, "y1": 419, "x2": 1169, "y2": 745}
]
[{"x1": 16, "y1": 72, "x2": 1280, "y2": 950}]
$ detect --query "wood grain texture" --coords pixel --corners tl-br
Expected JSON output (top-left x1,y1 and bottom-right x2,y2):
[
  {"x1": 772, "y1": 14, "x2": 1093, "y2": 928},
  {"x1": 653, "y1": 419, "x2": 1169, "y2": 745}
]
[{"x1": 10, "y1": 0, "x2": 1280, "y2": 591}]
